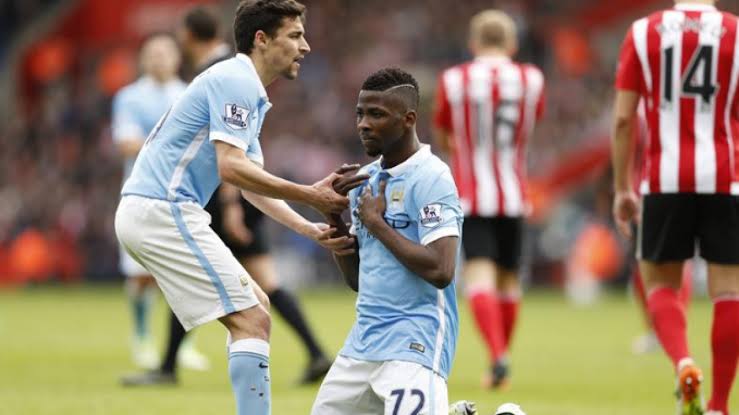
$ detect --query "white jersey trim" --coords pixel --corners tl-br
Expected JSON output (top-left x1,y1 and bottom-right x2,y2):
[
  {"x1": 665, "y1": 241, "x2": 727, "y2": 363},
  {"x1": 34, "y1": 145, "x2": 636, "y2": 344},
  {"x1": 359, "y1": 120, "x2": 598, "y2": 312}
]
[
  {"x1": 431, "y1": 290, "x2": 446, "y2": 373},
  {"x1": 167, "y1": 127, "x2": 208, "y2": 201},
  {"x1": 421, "y1": 227, "x2": 459, "y2": 246},
  {"x1": 210, "y1": 131, "x2": 247, "y2": 151}
]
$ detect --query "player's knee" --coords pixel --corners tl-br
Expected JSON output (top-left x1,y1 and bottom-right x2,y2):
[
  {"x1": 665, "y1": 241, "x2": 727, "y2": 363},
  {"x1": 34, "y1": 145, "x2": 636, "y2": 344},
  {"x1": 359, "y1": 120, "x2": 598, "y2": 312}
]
[{"x1": 222, "y1": 305, "x2": 271, "y2": 341}]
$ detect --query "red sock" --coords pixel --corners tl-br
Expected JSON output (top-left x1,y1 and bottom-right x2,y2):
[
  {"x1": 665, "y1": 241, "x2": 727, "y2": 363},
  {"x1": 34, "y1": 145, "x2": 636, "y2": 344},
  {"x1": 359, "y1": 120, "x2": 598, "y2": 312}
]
[
  {"x1": 469, "y1": 290, "x2": 506, "y2": 362},
  {"x1": 647, "y1": 287, "x2": 690, "y2": 369},
  {"x1": 499, "y1": 295, "x2": 520, "y2": 350},
  {"x1": 707, "y1": 298, "x2": 739, "y2": 414}
]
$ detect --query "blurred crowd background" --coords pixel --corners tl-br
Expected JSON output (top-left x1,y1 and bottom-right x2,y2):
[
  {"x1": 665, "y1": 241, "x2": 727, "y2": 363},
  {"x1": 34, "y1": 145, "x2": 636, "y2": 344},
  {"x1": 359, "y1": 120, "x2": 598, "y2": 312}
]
[{"x1": 1, "y1": 0, "x2": 737, "y2": 291}]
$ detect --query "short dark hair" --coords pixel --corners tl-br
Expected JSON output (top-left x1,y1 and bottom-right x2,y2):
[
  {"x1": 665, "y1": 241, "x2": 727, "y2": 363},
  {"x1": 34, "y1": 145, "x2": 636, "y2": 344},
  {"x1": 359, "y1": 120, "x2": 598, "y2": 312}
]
[
  {"x1": 233, "y1": 0, "x2": 306, "y2": 55},
  {"x1": 361, "y1": 67, "x2": 420, "y2": 110},
  {"x1": 184, "y1": 6, "x2": 220, "y2": 42}
]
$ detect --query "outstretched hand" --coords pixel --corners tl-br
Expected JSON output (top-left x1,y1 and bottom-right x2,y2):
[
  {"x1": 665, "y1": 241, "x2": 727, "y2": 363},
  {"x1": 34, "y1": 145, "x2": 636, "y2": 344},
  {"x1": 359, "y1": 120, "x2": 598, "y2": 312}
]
[
  {"x1": 304, "y1": 222, "x2": 356, "y2": 256},
  {"x1": 332, "y1": 164, "x2": 369, "y2": 196}
]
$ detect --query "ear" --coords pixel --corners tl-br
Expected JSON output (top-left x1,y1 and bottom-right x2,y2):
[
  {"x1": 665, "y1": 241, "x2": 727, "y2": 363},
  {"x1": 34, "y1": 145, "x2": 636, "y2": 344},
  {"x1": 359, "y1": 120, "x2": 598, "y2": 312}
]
[
  {"x1": 254, "y1": 30, "x2": 269, "y2": 50},
  {"x1": 404, "y1": 110, "x2": 417, "y2": 128}
]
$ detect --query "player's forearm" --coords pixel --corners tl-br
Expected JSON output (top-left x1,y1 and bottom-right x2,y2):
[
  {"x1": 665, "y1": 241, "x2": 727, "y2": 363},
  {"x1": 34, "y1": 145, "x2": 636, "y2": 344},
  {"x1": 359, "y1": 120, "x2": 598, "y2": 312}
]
[
  {"x1": 220, "y1": 154, "x2": 312, "y2": 203},
  {"x1": 611, "y1": 114, "x2": 635, "y2": 192},
  {"x1": 325, "y1": 213, "x2": 360, "y2": 291},
  {"x1": 365, "y1": 219, "x2": 451, "y2": 289},
  {"x1": 241, "y1": 190, "x2": 313, "y2": 237}
]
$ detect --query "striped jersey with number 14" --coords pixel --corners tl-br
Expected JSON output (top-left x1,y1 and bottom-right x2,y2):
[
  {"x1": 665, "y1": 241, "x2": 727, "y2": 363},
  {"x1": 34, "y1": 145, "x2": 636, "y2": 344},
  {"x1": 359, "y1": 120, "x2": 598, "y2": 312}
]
[{"x1": 616, "y1": 3, "x2": 739, "y2": 195}]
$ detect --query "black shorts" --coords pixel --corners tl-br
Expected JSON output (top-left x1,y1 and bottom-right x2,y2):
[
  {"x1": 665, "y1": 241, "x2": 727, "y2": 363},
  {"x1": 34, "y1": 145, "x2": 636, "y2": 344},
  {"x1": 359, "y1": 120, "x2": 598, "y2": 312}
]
[
  {"x1": 462, "y1": 216, "x2": 523, "y2": 271},
  {"x1": 205, "y1": 188, "x2": 269, "y2": 257},
  {"x1": 638, "y1": 194, "x2": 739, "y2": 264}
]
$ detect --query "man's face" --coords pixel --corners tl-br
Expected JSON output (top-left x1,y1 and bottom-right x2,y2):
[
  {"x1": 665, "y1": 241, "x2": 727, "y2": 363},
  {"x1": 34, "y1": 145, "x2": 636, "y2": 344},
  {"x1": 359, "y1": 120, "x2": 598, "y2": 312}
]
[
  {"x1": 141, "y1": 36, "x2": 181, "y2": 81},
  {"x1": 262, "y1": 16, "x2": 310, "y2": 80},
  {"x1": 356, "y1": 91, "x2": 408, "y2": 158}
]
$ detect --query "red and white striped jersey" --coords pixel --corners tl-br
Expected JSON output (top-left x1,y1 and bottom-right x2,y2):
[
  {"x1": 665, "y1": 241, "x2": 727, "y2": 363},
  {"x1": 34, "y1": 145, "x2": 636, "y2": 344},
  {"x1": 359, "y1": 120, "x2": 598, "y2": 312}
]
[
  {"x1": 615, "y1": 3, "x2": 739, "y2": 195},
  {"x1": 433, "y1": 56, "x2": 545, "y2": 217}
]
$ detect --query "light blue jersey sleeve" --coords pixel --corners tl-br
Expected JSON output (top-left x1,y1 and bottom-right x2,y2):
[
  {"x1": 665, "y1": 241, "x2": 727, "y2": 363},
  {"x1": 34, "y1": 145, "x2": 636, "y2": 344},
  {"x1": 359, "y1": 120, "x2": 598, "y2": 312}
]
[
  {"x1": 111, "y1": 89, "x2": 145, "y2": 142},
  {"x1": 411, "y1": 168, "x2": 462, "y2": 246},
  {"x1": 205, "y1": 75, "x2": 264, "y2": 166}
]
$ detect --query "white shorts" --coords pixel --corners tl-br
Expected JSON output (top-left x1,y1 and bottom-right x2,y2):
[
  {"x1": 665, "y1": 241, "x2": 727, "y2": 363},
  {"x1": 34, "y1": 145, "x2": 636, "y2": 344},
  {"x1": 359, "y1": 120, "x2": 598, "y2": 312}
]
[
  {"x1": 311, "y1": 356, "x2": 449, "y2": 415},
  {"x1": 119, "y1": 245, "x2": 149, "y2": 277},
  {"x1": 115, "y1": 195, "x2": 259, "y2": 331}
]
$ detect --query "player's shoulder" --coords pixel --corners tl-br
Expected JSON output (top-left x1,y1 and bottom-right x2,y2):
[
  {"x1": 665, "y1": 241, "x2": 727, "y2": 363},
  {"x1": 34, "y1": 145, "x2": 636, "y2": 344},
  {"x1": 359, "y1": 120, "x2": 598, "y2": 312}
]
[
  {"x1": 410, "y1": 150, "x2": 455, "y2": 189},
  {"x1": 113, "y1": 78, "x2": 148, "y2": 105}
]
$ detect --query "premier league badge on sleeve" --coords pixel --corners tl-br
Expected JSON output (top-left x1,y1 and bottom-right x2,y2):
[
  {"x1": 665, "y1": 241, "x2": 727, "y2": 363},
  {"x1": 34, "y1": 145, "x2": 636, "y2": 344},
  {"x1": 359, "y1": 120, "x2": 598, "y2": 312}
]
[
  {"x1": 420, "y1": 203, "x2": 443, "y2": 228},
  {"x1": 223, "y1": 104, "x2": 249, "y2": 129}
]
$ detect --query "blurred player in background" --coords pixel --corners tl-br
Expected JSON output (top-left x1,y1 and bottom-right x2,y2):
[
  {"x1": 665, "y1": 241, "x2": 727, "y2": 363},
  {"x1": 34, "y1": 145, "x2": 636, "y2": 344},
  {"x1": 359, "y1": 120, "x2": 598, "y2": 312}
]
[
  {"x1": 312, "y1": 67, "x2": 463, "y2": 415},
  {"x1": 112, "y1": 33, "x2": 210, "y2": 371},
  {"x1": 612, "y1": 1, "x2": 739, "y2": 414},
  {"x1": 433, "y1": 9, "x2": 544, "y2": 389},
  {"x1": 115, "y1": 1, "x2": 362, "y2": 414}
]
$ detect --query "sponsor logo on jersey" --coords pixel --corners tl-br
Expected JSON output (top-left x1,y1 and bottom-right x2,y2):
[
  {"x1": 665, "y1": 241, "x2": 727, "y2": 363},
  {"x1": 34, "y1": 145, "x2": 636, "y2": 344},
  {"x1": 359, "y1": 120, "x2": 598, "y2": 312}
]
[
  {"x1": 420, "y1": 204, "x2": 443, "y2": 227},
  {"x1": 224, "y1": 104, "x2": 249, "y2": 129}
]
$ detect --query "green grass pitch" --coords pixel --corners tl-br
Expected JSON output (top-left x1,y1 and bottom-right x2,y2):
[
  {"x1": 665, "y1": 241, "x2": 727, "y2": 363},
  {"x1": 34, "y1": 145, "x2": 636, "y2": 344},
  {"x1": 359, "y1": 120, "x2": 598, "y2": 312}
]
[{"x1": 0, "y1": 286, "x2": 735, "y2": 414}]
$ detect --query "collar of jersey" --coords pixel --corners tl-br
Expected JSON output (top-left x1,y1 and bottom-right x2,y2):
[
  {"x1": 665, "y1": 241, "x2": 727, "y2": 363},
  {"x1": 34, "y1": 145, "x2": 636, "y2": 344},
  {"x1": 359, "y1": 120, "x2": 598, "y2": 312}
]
[
  {"x1": 379, "y1": 144, "x2": 432, "y2": 177},
  {"x1": 673, "y1": 3, "x2": 717, "y2": 11},
  {"x1": 235, "y1": 53, "x2": 269, "y2": 101}
]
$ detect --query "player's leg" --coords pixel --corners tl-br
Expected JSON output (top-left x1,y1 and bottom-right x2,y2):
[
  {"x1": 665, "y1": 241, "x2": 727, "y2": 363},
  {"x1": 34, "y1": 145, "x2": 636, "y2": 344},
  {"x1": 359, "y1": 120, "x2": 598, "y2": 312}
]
[
  {"x1": 704, "y1": 264, "x2": 739, "y2": 415},
  {"x1": 220, "y1": 293, "x2": 272, "y2": 415},
  {"x1": 638, "y1": 194, "x2": 701, "y2": 414},
  {"x1": 698, "y1": 194, "x2": 739, "y2": 415},
  {"x1": 311, "y1": 356, "x2": 379, "y2": 415},
  {"x1": 120, "y1": 247, "x2": 159, "y2": 369},
  {"x1": 116, "y1": 197, "x2": 271, "y2": 414},
  {"x1": 462, "y1": 216, "x2": 506, "y2": 386},
  {"x1": 372, "y1": 360, "x2": 448, "y2": 415},
  {"x1": 243, "y1": 253, "x2": 332, "y2": 384},
  {"x1": 493, "y1": 217, "x2": 524, "y2": 370}
]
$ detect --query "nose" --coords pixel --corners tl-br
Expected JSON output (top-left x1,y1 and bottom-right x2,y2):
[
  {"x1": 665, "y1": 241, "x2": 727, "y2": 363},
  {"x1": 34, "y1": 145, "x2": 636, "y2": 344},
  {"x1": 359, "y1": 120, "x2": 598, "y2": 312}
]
[
  {"x1": 357, "y1": 115, "x2": 371, "y2": 131},
  {"x1": 300, "y1": 38, "x2": 311, "y2": 54}
]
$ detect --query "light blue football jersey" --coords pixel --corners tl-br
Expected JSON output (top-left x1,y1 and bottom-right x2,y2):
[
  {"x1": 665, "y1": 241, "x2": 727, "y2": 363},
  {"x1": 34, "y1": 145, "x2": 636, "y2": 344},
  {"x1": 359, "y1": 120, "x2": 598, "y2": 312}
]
[
  {"x1": 111, "y1": 76, "x2": 186, "y2": 180},
  {"x1": 122, "y1": 54, "x2": 271, "y2": 206},
  {"x1": 341, "y1": 144, "x2": 463, "y2": 380}
]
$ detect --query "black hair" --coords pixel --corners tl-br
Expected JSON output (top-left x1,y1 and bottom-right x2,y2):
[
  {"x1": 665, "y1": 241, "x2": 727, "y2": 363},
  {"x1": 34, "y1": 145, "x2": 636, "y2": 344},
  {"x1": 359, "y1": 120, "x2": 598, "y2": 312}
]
[
  {"x1": 233, "y1": 0, "x2": 306, "y2": 55},
  {"x1": 361, "y1": 67, "x2": 420, "y2": 110},
  {"x1": 184, "y1": 6, "x2": 220, "y2": 41}
]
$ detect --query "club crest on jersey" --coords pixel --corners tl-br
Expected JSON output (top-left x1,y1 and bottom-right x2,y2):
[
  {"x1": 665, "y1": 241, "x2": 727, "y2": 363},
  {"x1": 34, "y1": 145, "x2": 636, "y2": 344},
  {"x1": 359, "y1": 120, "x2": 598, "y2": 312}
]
[
  {"x1": 389, "y1": 187, "x2": 404, "y2": 211},
  {"x1": 224, "y1": 104, "x2": 249, "y2": 129},
  {"x1": 420, "y1": 204, "x2": 443, "y2": 228}
]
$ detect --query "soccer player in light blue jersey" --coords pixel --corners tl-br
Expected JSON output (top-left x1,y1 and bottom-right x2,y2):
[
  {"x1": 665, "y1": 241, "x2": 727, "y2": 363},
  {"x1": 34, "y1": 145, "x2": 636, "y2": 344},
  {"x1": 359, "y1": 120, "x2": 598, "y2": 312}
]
[
  {"x1": 111, "y1": 33, "x2": 192, "y2": 371},
  {"x1": 312, "y1": 68, "x2": 464, "y2": 415},
  {"x1": 114, "y1": 1, "x2": 365, "y2": 414}
]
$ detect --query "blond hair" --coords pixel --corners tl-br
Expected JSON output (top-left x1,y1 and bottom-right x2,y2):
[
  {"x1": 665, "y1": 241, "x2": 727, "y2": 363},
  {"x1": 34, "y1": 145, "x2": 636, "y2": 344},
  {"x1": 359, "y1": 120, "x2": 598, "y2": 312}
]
[{"x1": 469, "y1": 9, "x2": 517, "y2": 53}]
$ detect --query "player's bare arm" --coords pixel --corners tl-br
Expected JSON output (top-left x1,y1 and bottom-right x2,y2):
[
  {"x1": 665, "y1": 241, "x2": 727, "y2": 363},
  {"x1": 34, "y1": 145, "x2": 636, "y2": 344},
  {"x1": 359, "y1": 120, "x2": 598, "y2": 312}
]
[
  {"x1": 215, "y1": 140, "x2": 350, "y2": 213},
  {"x1": 219, "y1": 183, "x2": 253, "y2": 244},
  {"x1": 240, "y1": 188, "x2": 355, "y2": 254},
  {"x1": 611, "y1": 89, "x2": 640, "y2": 238},
  {"x1": 357, "y1": 180, "x2": 457, "y2": 289}
]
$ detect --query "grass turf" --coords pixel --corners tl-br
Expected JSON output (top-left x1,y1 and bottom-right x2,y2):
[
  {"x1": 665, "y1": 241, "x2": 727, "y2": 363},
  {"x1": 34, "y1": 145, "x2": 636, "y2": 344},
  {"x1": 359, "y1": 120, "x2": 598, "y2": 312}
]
[{"x1": 0, "y1": 286, "x2": 734, "y2": 415}]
